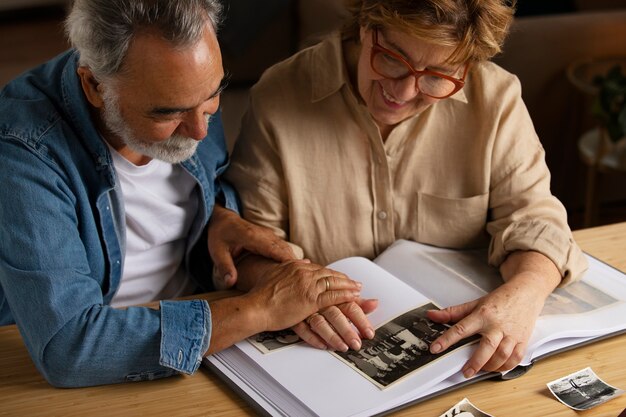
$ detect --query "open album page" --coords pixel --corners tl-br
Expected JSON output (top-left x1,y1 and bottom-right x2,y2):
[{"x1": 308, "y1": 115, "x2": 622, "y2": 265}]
[
  {"x1": 212, "y1": 257, "x2": 479, "y2": 417},
  {"x1": 375, "y1": 240, "x2": 626, "y2": 366}
]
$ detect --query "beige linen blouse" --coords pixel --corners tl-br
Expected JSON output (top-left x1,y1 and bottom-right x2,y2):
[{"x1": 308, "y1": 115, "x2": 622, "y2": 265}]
[{"x1": 225, "y1": 32, "x2": 587, "y2": 285}]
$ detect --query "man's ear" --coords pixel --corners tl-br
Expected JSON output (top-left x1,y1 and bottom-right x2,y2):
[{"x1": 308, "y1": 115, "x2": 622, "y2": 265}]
[{"x1": 77, "y1": 66, "x2": 105, "y2": 109}]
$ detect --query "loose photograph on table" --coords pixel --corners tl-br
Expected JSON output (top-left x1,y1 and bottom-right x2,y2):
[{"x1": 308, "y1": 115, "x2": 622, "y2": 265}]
[
  {"x1": 547, "y1": 367, "x2": 625, "y2": 410},
  {"x1": 439, "y1": 397, "x2": 493, "y2": 417},
  {"x1": 332, "y1": 302, "x2": 479, "y2": 389}
]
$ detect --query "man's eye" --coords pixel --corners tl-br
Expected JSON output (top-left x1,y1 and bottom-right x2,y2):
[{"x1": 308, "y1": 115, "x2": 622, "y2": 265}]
[{"x1": 152, "y1": 113, "x2": 181, "y2": 122}]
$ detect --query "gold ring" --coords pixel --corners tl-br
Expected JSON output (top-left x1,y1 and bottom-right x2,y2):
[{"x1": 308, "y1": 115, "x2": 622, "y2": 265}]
[
  {"x1": 306, "y1": 313, "x2": 322, "y2": 326},
  {"x1": 325, "y1": 277, "x2": 330, "y2": 292}
]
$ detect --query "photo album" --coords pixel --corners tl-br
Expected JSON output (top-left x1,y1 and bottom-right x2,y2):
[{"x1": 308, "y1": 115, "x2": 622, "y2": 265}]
[{"x1": 204, "y1": 239, "x2": 626, "y2": 417}]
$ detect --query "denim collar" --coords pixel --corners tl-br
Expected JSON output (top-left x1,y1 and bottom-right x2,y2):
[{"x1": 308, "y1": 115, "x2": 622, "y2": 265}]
[{"x1": 60, "y1": 51, "x2": 116, "y2": 186}]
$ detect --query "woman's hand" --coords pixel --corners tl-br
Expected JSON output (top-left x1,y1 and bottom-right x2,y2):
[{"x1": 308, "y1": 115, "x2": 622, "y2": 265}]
[
  {"x1": 427, "y1": 251, "x2": 561, "y2": 377},
  {"x1": 293, "y1": 299, "x2": 379, "y2": 351},
  {"x1": 205, "y1": 260, "x2": 363, "y2": 354},
  {"x1": 245, "y1": 260, "x2": 363, "y2": 332}
]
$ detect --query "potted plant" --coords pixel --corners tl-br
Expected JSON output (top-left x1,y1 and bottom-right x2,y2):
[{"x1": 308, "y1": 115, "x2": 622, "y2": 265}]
[{"x1": 592, "y1": 65, "x2": 626, "y2": 167}]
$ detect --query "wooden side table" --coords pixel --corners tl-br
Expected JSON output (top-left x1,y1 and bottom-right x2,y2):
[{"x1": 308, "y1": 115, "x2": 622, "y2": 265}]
[
  {"x1": 577, "y1": 128, "x2": 626, "y2": 227},
  {"x1": 567, "y1": 57, "x2": 626, "y2": 227}
]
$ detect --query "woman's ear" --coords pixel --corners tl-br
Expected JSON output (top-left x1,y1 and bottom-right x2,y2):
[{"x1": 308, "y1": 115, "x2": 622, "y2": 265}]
[{"x1": 77, "y1": 66, "x2": 105, "y2": 109}]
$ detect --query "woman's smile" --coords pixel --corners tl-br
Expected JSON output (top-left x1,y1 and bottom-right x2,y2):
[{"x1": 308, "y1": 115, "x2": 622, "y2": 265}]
[{"x1": 380, "y1": 83, "x2": 407, "y2": 107}]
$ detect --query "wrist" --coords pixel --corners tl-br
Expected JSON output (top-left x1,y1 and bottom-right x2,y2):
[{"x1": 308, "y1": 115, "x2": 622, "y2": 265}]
[
  {"x1": 240, "y1": 291, "x2": 270, "y2": 333},
  {"x1": 203, "y1": 294, "x2": 266, "y2": 355},
  {"x1": 210, "y1": 204, "x2": 234, "y2": 223},
  {"x1": 501, "y1": 251, "x2": 561, "y2": 291},
  {"x1": 507, "y1": 271, "x2": 558, "y2": 300}
]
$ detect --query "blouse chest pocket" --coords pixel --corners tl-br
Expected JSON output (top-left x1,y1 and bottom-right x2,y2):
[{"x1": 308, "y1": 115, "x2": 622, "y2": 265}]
[{"x1": 416, "y1": 192, "x2": 490, "y2": 248}]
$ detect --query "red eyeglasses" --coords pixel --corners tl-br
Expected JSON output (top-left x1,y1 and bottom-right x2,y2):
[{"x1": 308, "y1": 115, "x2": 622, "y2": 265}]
[{"x1": 370, "y1": 28, "x2": 468, "y2": 99}]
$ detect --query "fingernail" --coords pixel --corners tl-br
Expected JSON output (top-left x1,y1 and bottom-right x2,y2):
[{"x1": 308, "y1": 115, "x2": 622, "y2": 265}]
[
  {"x1": 356, "y1": 282, "x2": 362, "y2": 289},
  {"x1": 223, "y1": 273, "x2": 232, "y2": 283},
  {"x1": 339, "y1": 342, "x2": 349, "y2": 352},
  {"x1": 350, "y1": 339, "x2": 361, "y2": 351},
  {"x1": 352, "y1": 291, "x2": 361, "y2": 297},
  {"x1": 430, "y1": 343, "x2": 442, "y2": 354},
  {"x1": 463, "y1": 367, "x2": 475, "y2": 378},
  {"x1": 365, "y1": 328, "x2": 375, "y2": 339}
]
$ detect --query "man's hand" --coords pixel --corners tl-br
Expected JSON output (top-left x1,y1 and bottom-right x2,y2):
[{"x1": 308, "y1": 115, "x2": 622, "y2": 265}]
[
  {"x1": 208, "y1": 205, "x2": 295, "y2": 289},
  {"x1": 427, "y1": 251, "x2": 561, "y2": 377}
]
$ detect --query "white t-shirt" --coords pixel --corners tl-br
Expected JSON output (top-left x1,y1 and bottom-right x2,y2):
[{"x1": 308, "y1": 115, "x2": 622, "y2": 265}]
[{"x1": 108, "y1": 148, "x2": 199, "y2": 307}]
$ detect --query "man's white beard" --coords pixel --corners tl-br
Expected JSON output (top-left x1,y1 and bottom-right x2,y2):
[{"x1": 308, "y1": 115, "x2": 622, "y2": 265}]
[{"x1": 101, "y1": 87, "x2": 204, "y2": 164}]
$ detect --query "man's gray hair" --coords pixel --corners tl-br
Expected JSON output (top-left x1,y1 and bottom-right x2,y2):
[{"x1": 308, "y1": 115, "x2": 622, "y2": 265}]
[{"x1": 65, "y1": 0, "x2": 223, "y2": 80}]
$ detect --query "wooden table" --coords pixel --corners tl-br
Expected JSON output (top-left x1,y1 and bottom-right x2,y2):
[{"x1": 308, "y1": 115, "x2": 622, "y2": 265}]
[{"x1": 1, "y1": 223, "x2": 626, "y2": 417}]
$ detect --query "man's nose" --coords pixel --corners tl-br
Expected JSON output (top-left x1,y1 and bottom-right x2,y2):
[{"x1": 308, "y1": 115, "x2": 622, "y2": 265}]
[{"x1": 178, "y1": 99, "x2": 219, "y2": 141}]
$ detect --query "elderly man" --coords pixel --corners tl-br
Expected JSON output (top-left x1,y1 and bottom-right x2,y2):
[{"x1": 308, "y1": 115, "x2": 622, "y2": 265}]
[{"x1": 0, "y1": 0, "x2": 361, "y2": 388}]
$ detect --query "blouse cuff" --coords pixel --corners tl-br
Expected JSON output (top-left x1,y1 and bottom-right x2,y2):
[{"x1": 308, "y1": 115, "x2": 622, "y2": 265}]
[{"x1": 488, "y1": 220, "x2": 588, "y2": 286}]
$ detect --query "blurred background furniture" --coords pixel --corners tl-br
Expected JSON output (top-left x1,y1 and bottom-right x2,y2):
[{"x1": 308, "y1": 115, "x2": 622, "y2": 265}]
[
  {"x1": 566, "y1": 57, "x2": 626, "y2": 227},
  {"x1": 576, "y1": 128, "x2": 626, "y2": 226},
  {"x1": 0, "y1": 0, "x2": 66, "y2": 11},
  {"x1": 492, "y1": 12, "x2": 626, "y2": 228}
]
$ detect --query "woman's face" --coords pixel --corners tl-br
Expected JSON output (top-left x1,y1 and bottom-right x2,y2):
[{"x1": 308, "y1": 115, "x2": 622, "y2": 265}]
[{"x1": 356, "y1": 26, "x2": 463, "y2": 137}]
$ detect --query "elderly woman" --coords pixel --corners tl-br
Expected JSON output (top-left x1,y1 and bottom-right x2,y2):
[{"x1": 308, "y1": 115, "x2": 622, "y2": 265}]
[{"x1": 224, "y1": 0, "x2": 587, "y2": 378}]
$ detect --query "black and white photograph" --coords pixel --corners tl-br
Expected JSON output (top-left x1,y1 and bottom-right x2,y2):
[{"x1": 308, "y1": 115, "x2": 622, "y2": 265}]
[
  {"x1": 438, "y1": 397, "x2": 494, "y2": 417},
  {"x1": 332, "y1": 302, "x2": 479, "y2": 389},
  {"x1": 248, "y1": 329, "x2": 302, "y2": 354},
  {"x1": 547, "y1": 367, "x2": 625, "y2": 410}
]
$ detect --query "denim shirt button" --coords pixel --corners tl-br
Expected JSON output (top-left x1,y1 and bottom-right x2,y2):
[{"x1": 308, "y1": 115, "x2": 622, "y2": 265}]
[{"x1": 177, "y1": 349, "x2": 183, "y2": 365}]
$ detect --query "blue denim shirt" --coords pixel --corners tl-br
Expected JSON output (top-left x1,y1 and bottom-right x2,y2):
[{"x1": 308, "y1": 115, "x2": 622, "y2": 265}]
[{"x1": 0, "y1": 51, "x2": 239, "y2": 387}]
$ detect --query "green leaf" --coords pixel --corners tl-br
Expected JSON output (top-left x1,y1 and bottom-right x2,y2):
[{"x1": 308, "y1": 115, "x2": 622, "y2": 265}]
[{"x1": 592, "y1": 65, "x2": 626, "y2": 142}]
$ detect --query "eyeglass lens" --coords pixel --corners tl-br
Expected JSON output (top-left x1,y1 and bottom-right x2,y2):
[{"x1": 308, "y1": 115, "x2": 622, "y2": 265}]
[{"x1": 372, "y1": 50, "x2": 458, "y2": 98}]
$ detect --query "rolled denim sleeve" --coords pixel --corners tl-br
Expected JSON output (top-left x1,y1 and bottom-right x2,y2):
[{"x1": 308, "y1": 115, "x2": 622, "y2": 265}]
[{"x1": 159, "y1": 300, "x2": 211, "y2": 374}]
